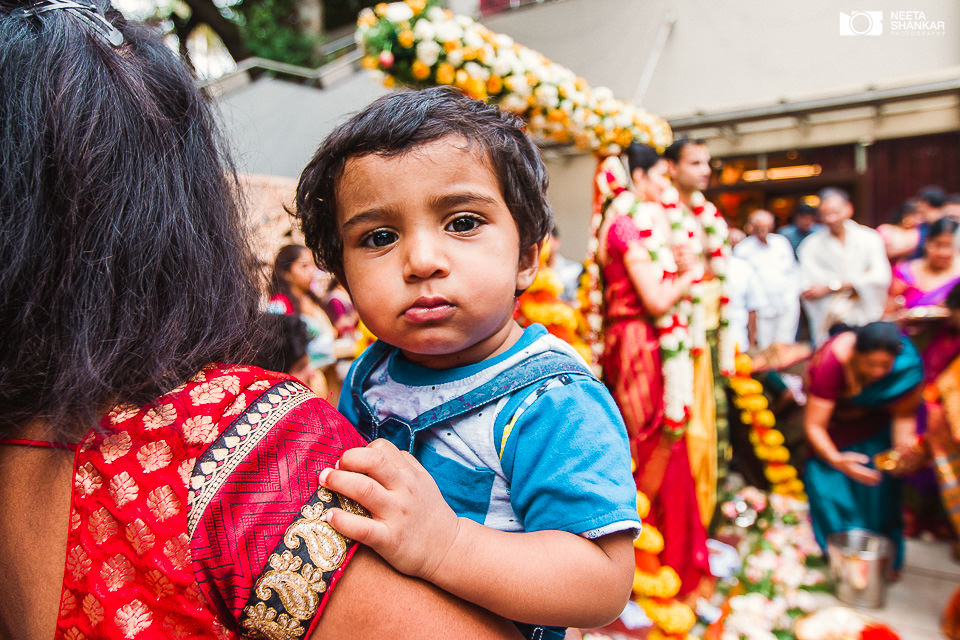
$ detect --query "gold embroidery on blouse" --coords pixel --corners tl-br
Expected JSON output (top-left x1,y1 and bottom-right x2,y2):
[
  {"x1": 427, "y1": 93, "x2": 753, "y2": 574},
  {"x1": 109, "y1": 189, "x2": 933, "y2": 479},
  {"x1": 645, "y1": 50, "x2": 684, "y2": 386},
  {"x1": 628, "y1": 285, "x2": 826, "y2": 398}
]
[
  {"x1": 283, "y1": 503, "x2": 348, "y2": 572},
  {"x1": 254, "y1": 551, "x2": 328, "y2": 621},
  {"x1": 240, "y1": 602, "x2": 305, "y2": 640},
  {"x1": 240, "y1": 489, "x2": 360, "y2": 639}
]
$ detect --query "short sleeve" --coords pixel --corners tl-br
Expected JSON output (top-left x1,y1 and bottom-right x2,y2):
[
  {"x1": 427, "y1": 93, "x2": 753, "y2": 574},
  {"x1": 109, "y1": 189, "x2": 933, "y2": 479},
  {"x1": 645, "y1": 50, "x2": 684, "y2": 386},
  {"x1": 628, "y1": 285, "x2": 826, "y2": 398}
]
[
  {"x1": 807, "y1": 342, "x2": 846, "y2": 400},
  {"x1": 190, "y1": 380, "x2": 368, "y2": 639},
  {"x1": 605, "y1": 215, "x2": 645, "y2": 260},
  {"x1": 499, "y1": 375, "x2": 641, "y2": 538}
]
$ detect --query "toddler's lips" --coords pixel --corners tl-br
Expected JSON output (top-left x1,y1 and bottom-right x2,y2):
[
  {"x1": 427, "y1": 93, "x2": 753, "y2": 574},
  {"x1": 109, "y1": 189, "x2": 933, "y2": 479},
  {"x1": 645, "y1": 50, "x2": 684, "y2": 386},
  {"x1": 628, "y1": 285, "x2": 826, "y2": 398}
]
[{"x1": 404, "y1": 298, "x2": 455, "y2": 323}]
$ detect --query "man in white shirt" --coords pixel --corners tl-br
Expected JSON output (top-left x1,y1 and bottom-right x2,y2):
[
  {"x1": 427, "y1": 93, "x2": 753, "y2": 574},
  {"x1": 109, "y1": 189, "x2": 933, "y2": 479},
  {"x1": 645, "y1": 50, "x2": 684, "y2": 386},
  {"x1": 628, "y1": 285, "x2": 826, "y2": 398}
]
[
  {"x1": 727, "y1": 228, "x2": 768, "y2": 352},
  {"x1": 734, "y1": 210, "x2": 800, "y2": 348},
  {"x1": 799, "y1": 188, "x2": 891, "y2": 345}
]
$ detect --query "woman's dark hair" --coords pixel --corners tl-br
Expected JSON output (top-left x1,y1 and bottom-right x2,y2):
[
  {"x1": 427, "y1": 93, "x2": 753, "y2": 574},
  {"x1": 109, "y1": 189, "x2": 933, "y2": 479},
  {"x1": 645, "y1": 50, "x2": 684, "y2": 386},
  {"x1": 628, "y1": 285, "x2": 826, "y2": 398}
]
[
  {"x1": 946, "y1": 281, "x2": 960, "y2": 311},
  {"x1": 254, "y1": 314, "x2": 312, "y2": 374},
  {"x1": 925, "y1": 216, "x2": 959, "y2": 242},
  {"x1": 625, "y1": 143, "x2": 660, "y2": 176},
  {"x1": 0, "y1": 1, "x2": 263, "y2": 438},
  {"x1": 268, "y1": 244, "x2": 323, "y2": 314},
  {"x1": 853, "y1": 322, "x2": 904, "y2": 356},
  {"x1": 295, "y1": 86, "x2": 554, "y2": 277}
]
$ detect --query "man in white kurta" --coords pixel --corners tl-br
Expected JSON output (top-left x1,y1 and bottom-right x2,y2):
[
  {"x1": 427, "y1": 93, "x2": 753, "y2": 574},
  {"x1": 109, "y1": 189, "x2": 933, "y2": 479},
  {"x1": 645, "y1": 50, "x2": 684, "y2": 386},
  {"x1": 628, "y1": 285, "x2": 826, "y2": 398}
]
[
  {"x1": 734, "y1": 210, "x2": 800, "y2": 348},
  {"x1": 799, "y1": 189, "x2": 891, "y2": 345}
]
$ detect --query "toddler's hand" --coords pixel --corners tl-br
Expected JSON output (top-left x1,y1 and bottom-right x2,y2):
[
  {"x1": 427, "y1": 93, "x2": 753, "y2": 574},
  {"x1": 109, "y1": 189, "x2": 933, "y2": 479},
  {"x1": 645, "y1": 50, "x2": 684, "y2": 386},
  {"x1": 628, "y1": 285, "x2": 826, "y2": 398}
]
[{"x1": 318, "y1": 438, "x2": 461, "y2": 582}]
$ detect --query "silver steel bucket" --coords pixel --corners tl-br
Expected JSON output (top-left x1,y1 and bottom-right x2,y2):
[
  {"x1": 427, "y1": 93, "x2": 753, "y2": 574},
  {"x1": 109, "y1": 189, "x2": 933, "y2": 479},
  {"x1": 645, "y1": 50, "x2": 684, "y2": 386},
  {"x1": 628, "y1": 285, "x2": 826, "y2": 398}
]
[{"x1": 826, "y1": 529, "x2": 894, "y2": 609}]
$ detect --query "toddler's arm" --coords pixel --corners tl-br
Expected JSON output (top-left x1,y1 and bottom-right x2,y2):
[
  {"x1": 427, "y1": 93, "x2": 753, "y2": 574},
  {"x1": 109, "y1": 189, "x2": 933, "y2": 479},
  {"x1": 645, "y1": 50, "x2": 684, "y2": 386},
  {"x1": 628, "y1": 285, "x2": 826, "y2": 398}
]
[{"x1": 319, "y1": 439, "x2": 634, "y2": 628}]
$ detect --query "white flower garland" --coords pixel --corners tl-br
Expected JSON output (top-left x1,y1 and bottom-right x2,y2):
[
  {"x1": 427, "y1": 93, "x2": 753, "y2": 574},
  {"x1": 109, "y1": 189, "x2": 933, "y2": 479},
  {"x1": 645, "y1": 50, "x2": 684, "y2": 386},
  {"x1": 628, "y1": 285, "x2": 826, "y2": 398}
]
[{"x1": 660, "y1": 186, "x2": 735, "y2": 377}]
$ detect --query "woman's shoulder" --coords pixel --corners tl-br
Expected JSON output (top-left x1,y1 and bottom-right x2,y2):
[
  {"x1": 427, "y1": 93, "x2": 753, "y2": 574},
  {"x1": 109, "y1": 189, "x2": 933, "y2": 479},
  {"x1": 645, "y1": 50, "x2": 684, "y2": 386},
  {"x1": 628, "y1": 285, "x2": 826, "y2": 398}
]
[{"x1": 67, "y1": 363, "x2": 367, "y2": 637}]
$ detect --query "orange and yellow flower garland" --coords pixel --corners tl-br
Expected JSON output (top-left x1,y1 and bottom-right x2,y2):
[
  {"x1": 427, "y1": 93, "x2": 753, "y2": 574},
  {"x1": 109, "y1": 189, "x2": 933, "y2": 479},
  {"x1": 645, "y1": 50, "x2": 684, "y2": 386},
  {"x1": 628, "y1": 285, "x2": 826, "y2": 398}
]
[
  {"x1": 729, "y1": 353, "x2": 805, "y2": 497},
  {"x1": 356, "y1": 1, "x2": 672, "y2": 155},
  {"x1": 631, "y1": 489, "x2": 697, "y2": 640}
]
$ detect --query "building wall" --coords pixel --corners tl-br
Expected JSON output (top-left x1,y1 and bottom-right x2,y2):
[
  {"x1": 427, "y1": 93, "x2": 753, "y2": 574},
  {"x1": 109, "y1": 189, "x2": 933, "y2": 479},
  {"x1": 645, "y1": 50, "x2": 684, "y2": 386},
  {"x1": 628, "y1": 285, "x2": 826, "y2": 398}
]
[{"x1": 481, "y1": 0, "x2": 960, "y2": 119}]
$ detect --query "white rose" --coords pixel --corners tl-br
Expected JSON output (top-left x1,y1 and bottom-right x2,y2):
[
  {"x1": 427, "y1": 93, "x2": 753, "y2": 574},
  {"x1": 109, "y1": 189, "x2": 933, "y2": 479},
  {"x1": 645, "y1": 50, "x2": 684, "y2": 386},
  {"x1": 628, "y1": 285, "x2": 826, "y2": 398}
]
[
  {"x1": 413, "y1": 18, "x2": 436, "y2": 41},
  {"x1": 463, "y1": 26, "x2": 484, "y2": 49},
  {"x1": 434, "y1": 20, "x2": 462, "y2": 43},
  {"x1": 660, "y1": 332, "x2": 681, "y2": 353},
  {"x1": 426, "y1": 6, "x2": 446, "y2": 20},
  {"x1": 445, "y1": 48, "x2": 463, "y2": 68},
  {"x1": 416, "y1": 40, "x2": 441, "y2": 67},
  {"x1": 384, "y1": 2, "x2": 414, "y2": 23},
  {"x1": 500, "y1": 94, "x2": 528, "y2": 114},
  {"x1": 494, "y1": 33, "x2": 514, "y2": 48},
  {"x1": 463, "y1": 61, "x2": 488, "y2": 80}
]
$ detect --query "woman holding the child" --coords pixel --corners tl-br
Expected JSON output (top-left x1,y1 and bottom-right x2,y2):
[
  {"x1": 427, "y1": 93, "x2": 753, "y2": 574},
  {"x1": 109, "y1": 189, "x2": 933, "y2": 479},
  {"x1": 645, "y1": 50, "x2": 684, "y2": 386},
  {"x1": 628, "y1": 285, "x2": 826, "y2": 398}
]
[
  {"x1": 588, "y1": 144, "x2": 712, "y2": 598},
  {"x1": 0, "y1": 4, "x2": 528, "y2": 638}
]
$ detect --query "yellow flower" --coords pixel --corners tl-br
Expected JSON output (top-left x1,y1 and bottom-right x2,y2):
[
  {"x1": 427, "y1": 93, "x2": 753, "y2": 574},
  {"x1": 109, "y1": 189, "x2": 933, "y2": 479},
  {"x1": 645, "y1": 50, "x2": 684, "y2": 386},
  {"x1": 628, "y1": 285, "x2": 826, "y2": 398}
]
[
  {"x1": 735, "y1": 353, "x2": 753, "y2": 375},
  {"x1": 411, "y1": 60, "x2": 431, "y2": 81},
  {"x1": 435, "y1": 63, "x2": 455, "y2": 85},
  {"x1": 761, "y1": 429, "x2": 785, "y2": 447},
  {"x1": 374, "y1": 3, "x2": 388, "y2": 17},
  {"x1": 444, "y1": 40, "x2": 460, "y2": 53},
  {"x1": 382, "y1": 74, "x2": 396, "y2": 88},
  {"x1": 734, "y1": 394, "x2": 768, "y2": 411},
  {"x1": 404, "y1": 0, "x2": 427, "y2": 14},
  {"x1": 633, "y1": 523, "x2": 664, "y2": 554},
  {"x1": 755, "y1": 409, "x2": 776, "y2": 427},
  {"x1": 730, "y1": 377, "x2": 763, "y2": 396},
  {"x1": 765, "y1": 463, "x2": 798, "y2": 483},
  {"x1": 397, "y1": 29, "x2": 415, "y2": 49},
  {"x1": 632, "y1": 566, "x2": 681, "y2": 599},
  {"x1": 640, "y1": 598, "x2": 697, "y2": 635},
  {"x1": 461, "y1": 46, "x2": 478, "y2": 61},
  {"x1": 454, "y1": 69, "x2": 469, "y2": 88},
  {"x1": 636, "y1": 491, "x2": 650, "y2": 518},
  {"x1": 742, "y1": 411, "x2": 755, "y2": 426},
  {"x1": 486, "y1": 75, "x2": 503, "y2": 95},
  {"x1": 357, "y1": 8, "x2": 377, "y2": 28},
  {"x1": 361, "y1": 55, "x2": 379, "y2": 70}
]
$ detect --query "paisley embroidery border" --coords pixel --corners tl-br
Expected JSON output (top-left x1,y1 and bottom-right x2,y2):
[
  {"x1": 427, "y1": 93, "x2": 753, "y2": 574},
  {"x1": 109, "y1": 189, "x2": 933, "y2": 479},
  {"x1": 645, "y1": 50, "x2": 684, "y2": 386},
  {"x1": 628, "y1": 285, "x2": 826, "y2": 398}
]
[
  {"x1": 187, "y1": 380, "x2": 314, "y2": 535},
  {"x1": 239, "y1": 487, "x2": 367, "y2": 640}
]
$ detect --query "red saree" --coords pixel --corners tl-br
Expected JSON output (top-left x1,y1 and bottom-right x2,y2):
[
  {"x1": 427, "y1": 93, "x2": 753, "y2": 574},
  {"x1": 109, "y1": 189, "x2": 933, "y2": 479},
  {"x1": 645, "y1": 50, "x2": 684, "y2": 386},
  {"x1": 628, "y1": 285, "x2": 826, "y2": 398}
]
[
  {"x1": 599, "y1": 214, "x2": 711, "y2": 597},
  {"x1": 54, "y1": 363, "x2": 367, "y2": 639}
]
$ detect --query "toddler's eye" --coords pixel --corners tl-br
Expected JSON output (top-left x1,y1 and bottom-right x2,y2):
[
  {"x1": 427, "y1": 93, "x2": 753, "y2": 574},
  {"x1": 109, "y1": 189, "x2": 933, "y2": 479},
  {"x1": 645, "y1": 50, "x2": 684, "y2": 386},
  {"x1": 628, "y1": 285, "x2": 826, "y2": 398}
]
[
  {"x1": 447, "y1": 216, "x2": 482, "y2": 233},
  {"x1": 362, "y1": 229, "x2": 397, "y2": 248}
]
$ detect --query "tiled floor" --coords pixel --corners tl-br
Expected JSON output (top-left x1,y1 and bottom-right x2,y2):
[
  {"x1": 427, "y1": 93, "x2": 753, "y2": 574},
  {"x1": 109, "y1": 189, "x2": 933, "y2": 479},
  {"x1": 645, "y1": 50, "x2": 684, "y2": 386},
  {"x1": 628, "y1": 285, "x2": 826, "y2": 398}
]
[{"x1": 861, "y1": 538, "x2": 960, "y2": 640}]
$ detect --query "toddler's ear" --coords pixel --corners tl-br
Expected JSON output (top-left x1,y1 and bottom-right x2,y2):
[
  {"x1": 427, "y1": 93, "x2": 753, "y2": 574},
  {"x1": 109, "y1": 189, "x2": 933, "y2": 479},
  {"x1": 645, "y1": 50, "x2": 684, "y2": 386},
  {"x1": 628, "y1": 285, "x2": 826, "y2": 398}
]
[{"x1": 515, "y1": 242, "x2": 540, "y2": 294}]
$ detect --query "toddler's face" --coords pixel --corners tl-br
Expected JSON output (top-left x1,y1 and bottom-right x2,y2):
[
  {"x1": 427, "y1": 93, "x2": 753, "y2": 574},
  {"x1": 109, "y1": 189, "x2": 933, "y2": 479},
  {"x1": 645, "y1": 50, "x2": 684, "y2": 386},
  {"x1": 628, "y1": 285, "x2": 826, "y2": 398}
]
[{"x1": 335, "y1": 135, "x2": 538, "y2": 369}]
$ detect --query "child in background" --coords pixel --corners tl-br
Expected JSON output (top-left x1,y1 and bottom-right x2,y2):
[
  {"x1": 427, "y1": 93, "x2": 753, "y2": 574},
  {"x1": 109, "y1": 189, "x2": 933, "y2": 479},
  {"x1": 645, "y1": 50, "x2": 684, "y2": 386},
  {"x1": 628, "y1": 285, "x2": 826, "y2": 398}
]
[
  {"x1": 295, "y1": 87, "x2": 638, "y2": 639},
  {"x1": 253, "y1": 312, "x2": 316, "y2": 386}
]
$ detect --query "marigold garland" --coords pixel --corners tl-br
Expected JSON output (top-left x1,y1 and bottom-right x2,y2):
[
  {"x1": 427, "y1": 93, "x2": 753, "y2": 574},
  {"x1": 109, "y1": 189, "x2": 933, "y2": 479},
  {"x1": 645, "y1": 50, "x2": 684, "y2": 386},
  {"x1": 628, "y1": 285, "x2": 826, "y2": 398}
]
[
  {"x1": 730, "y1": 353, "x2": 805, "y2": 498},
  {"x1": 515, "y1": 236, "x2": 592, "y2": 361},
  {"x1": 356, "y1": 1, "x2": 672, "y2": 155},
  {"x1": 631, "y1": 490, "x2": 696, "y2": 636}
]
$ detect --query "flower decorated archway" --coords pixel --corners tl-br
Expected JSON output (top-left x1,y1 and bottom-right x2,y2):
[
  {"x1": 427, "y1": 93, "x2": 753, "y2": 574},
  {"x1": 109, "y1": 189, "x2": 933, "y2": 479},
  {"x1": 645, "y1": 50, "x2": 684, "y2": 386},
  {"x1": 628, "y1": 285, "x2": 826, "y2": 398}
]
[{"x1": 355, "y1": 1, "x2": 672, "y2": 156}]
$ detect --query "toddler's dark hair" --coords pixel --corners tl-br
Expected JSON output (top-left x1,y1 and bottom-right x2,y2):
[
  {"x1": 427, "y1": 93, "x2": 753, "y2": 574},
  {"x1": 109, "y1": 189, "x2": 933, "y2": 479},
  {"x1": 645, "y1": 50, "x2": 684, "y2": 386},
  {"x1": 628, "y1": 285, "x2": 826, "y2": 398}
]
[{"x1": 295, "y1": 86, "x2": 554, "y2": 276}]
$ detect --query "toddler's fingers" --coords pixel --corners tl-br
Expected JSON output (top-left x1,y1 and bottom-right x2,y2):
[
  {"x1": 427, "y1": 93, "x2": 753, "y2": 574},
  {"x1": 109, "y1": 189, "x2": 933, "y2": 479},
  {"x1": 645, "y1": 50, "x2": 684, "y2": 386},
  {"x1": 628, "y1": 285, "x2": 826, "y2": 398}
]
[
  {"x1": 322, "y1": 507, "x2": 386, "y2": 548},
  {"x1": 337, "y1": 440, "x2": 412, "y2": 488},
  {"x1": 318, "y1": 466, "x2": 392, "y2": 516}
]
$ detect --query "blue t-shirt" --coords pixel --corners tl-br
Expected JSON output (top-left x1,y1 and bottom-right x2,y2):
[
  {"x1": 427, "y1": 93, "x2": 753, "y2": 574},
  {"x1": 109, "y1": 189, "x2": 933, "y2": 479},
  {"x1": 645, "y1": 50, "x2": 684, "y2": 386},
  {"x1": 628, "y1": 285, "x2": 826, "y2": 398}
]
[{"x1": 338, "y1": 324, "x2": 641, "y2": 539}]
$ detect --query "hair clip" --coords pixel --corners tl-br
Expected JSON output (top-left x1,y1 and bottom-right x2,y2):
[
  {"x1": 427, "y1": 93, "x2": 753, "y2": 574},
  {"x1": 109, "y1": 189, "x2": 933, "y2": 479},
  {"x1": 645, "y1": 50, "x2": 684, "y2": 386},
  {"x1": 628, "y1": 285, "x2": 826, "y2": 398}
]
[{"x1": 14, "y1": 0, "x2": 123, "y2": 47}]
